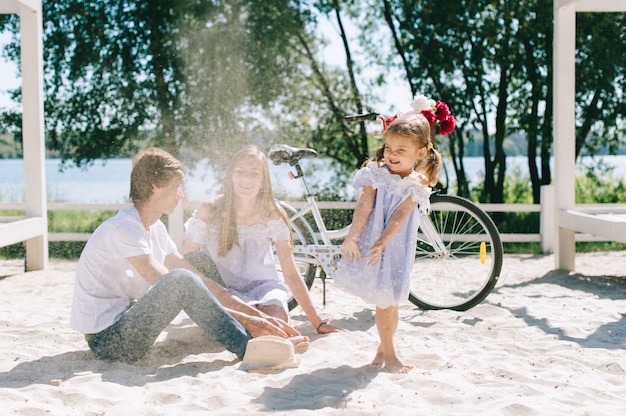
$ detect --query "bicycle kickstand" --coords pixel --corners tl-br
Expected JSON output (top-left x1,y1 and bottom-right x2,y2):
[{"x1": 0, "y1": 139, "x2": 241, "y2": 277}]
[{"x1": 319, "y1": 269, "x2": 327, "y2": 307}]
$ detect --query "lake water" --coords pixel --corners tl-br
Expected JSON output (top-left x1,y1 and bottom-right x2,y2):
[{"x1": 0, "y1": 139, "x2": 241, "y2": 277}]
[
  {"x1": 0, "y1": 157, "x2": 340, "y2": 203},
  {"x1": 1, "y1": 155, "x2": 626, "y2": 203}
]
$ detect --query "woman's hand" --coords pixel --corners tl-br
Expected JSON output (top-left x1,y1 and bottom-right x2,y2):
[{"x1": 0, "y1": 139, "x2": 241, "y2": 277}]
[{"x1": 316, "y1": 322, "x2": 346, "y2": 334}]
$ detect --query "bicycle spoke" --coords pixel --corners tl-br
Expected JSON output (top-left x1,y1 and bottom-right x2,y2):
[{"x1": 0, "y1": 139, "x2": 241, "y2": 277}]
[{"x1": 410, "y1": 194, "x2": 503, "y2": 311}]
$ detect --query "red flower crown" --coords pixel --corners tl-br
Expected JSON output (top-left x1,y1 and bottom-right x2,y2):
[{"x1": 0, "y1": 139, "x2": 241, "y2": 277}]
[{"x1": 383, "y1": 94, "x2": 456, "y2": 135}]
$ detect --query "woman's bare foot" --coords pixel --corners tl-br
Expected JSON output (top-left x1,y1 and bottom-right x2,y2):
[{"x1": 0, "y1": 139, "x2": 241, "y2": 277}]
[
  {"x1": 289, "y1": 335, "x2": 310, "y2": 354},
  {"x1": 384, "y1": 355, "x2": 414, "y2": 374}
]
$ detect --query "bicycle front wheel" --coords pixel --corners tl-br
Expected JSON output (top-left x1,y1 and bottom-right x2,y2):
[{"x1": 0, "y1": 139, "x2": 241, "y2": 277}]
[{"x1": 409, "y1": 194, "x2": 503, "y2": 311}]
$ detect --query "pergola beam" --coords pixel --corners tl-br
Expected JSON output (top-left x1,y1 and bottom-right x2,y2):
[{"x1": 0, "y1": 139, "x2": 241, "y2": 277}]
[
  {"x1": 0, "y1": 0, "x2": 39, "y2": 14},
  {"x1": 576, "y1": 0, "x2": 626, "y2": 12}
]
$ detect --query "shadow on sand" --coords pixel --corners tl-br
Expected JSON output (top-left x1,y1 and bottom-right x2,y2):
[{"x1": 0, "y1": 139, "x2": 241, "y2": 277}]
[
  {"x1": 252, "y1": 364, "x2": 378, "y2": 411},
  {"x1": 0, "y1": 321, "x2": 237, "y2": 389},
  {"x1": 490, "y1": 265, "x2": 626, "y2": 350}
]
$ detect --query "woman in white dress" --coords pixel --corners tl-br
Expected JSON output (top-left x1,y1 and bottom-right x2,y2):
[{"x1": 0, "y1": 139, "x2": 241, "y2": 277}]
[{"x1": 182, "y1": 145, "x2": 342, "y2": 335}]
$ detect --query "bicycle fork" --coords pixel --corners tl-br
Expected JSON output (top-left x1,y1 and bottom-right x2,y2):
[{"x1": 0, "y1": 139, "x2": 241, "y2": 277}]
[{"x1": 418, "y1": 215, "x2": 450, "y2": 258}]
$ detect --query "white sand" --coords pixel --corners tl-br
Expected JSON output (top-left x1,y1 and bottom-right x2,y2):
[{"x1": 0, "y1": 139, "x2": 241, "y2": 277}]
[{"x1": 1, "y1": 252, "x2": 625, "y2": 415}]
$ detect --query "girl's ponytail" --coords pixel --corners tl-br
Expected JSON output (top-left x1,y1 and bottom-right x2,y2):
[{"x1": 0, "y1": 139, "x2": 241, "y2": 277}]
[{"x1": 416, "y1": 146, "x2": 442, "y2": 187}]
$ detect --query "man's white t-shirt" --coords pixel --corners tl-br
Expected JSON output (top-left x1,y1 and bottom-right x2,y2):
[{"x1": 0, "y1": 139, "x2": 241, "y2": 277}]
[{"x1": 69, "y1": 206, "x2": 178, "y2": 334}]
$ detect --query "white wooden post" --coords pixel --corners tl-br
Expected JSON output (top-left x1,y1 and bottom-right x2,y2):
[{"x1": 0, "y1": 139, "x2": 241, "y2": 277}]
[
  {"x1": 21, "y1": 0, "x2": 48, "y2": 270},
  {"x1": 553, "y1": 0, "x2": 577, "y2": 271},
  {"x1": 540, "y1": 185, "x2": 555, "y2": 253},
  {"x1": 0, "y1": 1, "x2": 50, "y2": 270},
  {"x1": 552, "y1": 0, "x2": 626, "y2": 271}
]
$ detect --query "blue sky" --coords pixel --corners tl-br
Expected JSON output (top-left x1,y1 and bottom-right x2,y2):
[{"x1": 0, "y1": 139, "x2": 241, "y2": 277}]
[{"x1": 317, "y1": 15, "x2": 412, "y2": 114}]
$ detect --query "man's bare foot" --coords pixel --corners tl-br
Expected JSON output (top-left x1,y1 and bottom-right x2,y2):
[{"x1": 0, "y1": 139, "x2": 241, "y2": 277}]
[
  {"x1": 289, "y1": 335, "x2": 310, "y2": 354},
  {"x1": 384, "y1": 356, "x2": 414, "y2": 374},
  {"x1": 371, "y1": 345, "x2": 384, "y2": 366}
]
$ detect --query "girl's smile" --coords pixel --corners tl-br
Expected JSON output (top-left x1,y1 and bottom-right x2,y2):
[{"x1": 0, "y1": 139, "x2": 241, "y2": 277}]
[{"x1": 383, "y1": 133, "x2": 421, "y2": 178}]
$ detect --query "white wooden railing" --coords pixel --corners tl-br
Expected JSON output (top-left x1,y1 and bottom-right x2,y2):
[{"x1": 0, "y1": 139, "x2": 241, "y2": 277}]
[{"x1": 2, "y1": 185, "x2": 626, "y2": 254}]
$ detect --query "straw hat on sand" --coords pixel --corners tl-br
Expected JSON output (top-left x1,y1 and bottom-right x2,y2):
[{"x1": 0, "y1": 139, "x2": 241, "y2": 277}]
[{"x1": 239, "y1": 336, "x2": 300, "y2": 373}]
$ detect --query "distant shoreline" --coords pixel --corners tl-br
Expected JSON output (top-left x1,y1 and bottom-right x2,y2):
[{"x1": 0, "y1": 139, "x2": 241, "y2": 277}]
[{"x1": 2, "y1": 155, "x2": 626, "y2": 204}]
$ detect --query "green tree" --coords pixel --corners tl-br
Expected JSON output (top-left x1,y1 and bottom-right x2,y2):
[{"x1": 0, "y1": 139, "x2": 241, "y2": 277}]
[
  {"x1": 361, "y1": 1, "x2": 626, "y2": 203},
  {"x1": 373, "y1": 0, "x2": 531, "y2": 202},
  {"x1": 273, "y1": 1, "x2": 382, "y2": 172},
  {"x1": 575, "y1": 13, "x2": 626, "y2": 158},
  {"x1": 3, "y1": 0, "x2": 623, "y2": 203},
  {"x1": 0, "y1": 0, "x2": 314, "y2": 168}
]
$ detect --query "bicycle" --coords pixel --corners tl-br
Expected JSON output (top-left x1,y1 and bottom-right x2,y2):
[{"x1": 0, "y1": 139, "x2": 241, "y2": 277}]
[{"x1": 269, "y1": 113, "x2": 503, "y2": 312}]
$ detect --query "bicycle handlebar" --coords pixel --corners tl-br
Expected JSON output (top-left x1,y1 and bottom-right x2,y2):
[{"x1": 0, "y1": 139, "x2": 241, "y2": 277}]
[{"x1": 343, "y1": 112, "x2": 381, "y2": 123}]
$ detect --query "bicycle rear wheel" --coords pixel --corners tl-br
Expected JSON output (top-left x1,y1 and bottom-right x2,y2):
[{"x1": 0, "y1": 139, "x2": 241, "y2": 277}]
[
  {"x1": 274, "y1": 202, "x2": 318, "y2": 311},
  {"x1": 409, "y1": 194, "x2": 503, "y2": 311}
]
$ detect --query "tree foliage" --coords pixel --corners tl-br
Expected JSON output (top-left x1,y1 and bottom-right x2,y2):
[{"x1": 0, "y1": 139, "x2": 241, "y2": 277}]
[
  {"x1": 356, "y1": 0, "x2": 625, "y2": 203},
  {"x1": 0, "y1": 0, "x2": 315, "y2": 169},
  {"x1": 1, "y1": 1, "x2": 624, "y2": 204},
  {"x1": 575, "y1": 13, "x2": 626, "y2": 157}
]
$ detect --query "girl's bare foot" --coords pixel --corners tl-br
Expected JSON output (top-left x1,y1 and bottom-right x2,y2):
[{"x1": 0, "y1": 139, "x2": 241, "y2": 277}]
[
  {"x1": 384, "y1": 355, "x2": 414, "y2": 374},
  {"x1": 289, "y1": 335, "x2": 310, "y2": 354},
  {"x1": 371, "y1": 345, "x2": 384, "y2": 366}
]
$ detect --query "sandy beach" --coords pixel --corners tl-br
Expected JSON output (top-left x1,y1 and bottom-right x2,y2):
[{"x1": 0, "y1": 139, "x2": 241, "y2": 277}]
[{"x1": 1, "y1": 251, "x2": 625, "y2": 415}]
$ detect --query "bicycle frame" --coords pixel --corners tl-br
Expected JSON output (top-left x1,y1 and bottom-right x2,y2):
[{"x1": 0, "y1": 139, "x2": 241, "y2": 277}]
[
  {"x1": 276, "y1": 161, "x2": 349, "y2": 277},
  {"x1": 287, "y1": 196, "x2": 351, "y2": 245},
  {"x1": 416, "y1": 203, "x2": 449, "y2": 256},
  {"x1": 285, "y1": 198, "x2": 452, "y2": 278},
  {"x1": 271, "y1": 142, "x2": 503, "y2": 311},
  {"x1": 280, "y1": 161, "x2": 452, "y2": 278}
]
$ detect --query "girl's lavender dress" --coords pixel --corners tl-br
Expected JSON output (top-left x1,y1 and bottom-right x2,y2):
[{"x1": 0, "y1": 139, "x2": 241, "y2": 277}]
[{"x1": 334, "y1": 162, "x2": 431, "y2": 308}]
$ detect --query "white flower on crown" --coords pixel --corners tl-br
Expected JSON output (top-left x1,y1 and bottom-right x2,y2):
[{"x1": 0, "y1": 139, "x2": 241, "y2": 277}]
[{"x1": 410, "y1": 94, "x2": 436, "y2": 114}]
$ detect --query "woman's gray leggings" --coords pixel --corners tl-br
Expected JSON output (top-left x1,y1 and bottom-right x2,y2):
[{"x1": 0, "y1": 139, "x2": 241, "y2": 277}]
[{"x1": 87, "y1": 269, "x2": 251, "y2": 363}]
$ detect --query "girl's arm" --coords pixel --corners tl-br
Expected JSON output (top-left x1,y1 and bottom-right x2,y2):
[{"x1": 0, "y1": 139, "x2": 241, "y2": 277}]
[
  {"x1": 365, "y1": 197, "x2": 418, "y2": 265},
  {"x1": 340, "y1": 185, "x2": 376, "y2": 263},
  {"x1": 275, "y1": 239, "x2": 343, "y2": 334}
]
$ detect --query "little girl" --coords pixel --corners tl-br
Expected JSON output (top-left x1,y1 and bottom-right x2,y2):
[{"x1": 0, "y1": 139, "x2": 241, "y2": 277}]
[{"x1": 335, "y1": 97, "x2": 451, "y2": 373}]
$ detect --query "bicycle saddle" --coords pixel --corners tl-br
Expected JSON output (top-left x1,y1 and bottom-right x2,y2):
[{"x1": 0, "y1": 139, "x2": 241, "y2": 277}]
[{"x1": 268, "y1": 144, "x2": 318, "y2": 166}]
